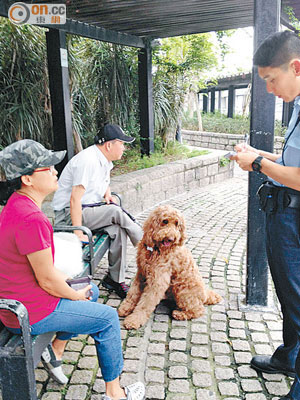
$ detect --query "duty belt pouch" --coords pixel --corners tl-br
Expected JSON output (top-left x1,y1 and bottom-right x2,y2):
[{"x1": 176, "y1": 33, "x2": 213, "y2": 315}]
[{"x1": 257, "y1": 181, "x2": 278, "y2": 213}]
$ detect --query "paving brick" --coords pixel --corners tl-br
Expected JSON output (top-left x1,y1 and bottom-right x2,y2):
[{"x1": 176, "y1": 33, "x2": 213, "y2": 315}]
[
  {"x1": 234, "y1": 352, "x2": 253, "y2": 364},
  {"x1": 169, "y1": 340, "x2": 187, "y2": 351},
  {"x1": 215, "y1": 367, "x2": 235, "y2": 380},
  {"x1": 124, "y1": 347, "x2": 143, "y2": 359},
  {"x1": 170, "y1": 328, "x2": 188, "y2": 339},
  {"x1": 77, "y1": 356, "x2": 98, "y2": 369},
  {"x1": 192, "y1": 359, "x2": 211, "y2": 373},
  {"x1": 245, "y1": 394, "x2": 267, "y2": 400},
  {"x1": 169, "y1": 351, "x2": 188, "y2": 363},
  {"x1": 168, "y1": 379, "x2": 190, "y2": 393},
  {"x1": 123, "y1": 359, "x2": 140, "y2": 373},
  {"x1": 241, "y1": 379, "x2": 263, "y2": 392},
  {"x1": 145, "y1": 369, "x2": 165, "y2": 383},
  {"x1": 232, "y1": 339, "x2": 251, "y2": 351},
  {"x1": 248, "y1": 322, "x2": 266, "y2": 331},
  {"x1": 82, "y1": 345, "x2": 97, "y2": 356},
  {"x1": 70, "y1": 370, "x2": 93, "y2": 384},
  {"x1": 191, "y1": 323, "x2": 208, "y2": 332},
  {"x1": 147, "y1": 343, "x2": 165, "y2": 355},
  {"x1": 229, "y1": 328, "x2": 246, "y2": 339},
  {"x1": 191, "y1": 334, "x2": 209, "y2": 345},
  {"x1": 254, "y1": 344, "x2": 273, "y2": 355},
  {"x1": 149, "y1": 331, "x2": 167, "y2": 342},
  {"x1": 192, "y1": 373, "x2": 212, "y2": 387},
  {"x1": 251, "y1": 332, "x2": 270, "y2": 343},
  {"x1": 145, "y1": 384, "x2": 165, "y2": 399},
  {"x1": 41, "y1": 394, "x2": 62, "y2": 400},
  {"x1": 65, "y1": 385, "x2": 88, "y2": 400},
  {"x1": 93, "y1": 378, "x2": 105, "y2": 393},
  {"x1": 265, "y1": 381, "x2": 290, "y2": 396},
  {"x1": 196, "y1": 389, "x2": 217, "y2": 399},
  {"x1": 237, "y1": 365, "x2": 258, "y2": 378},
  {"x1": 191, "y1": 346, "x2": 209, "y2": 358},
  {"x1": 210, "y1": 331, "x2": 228, "y2": 342},
  {"x1": 218, "y1": 381, "x2": 239, "y2": 396},
  {"x1": 212, "y1": 342, "x2": 230, "y2": 354},
  {"x1": 168, "y1": 366, "x2": 188, "y2": 378}
]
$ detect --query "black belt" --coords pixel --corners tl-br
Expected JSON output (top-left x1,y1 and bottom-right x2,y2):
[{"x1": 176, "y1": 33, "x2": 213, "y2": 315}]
[
  {"x1": 257, "y1": 181, "x2": 300, "y2": 212},
  {"x1": 285, "y1": 193, "x2": 300, "y2": 209}
]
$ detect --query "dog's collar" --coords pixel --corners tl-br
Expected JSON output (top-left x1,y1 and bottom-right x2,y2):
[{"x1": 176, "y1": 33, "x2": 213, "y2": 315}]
[{"x1": 144, "y1": 244, "x2": 159, "y2": 252}]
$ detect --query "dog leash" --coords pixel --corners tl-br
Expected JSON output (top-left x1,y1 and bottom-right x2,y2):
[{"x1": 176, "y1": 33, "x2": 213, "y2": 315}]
[{"x1": 82, "y1": 201, "x2": 142, "y2": 227}]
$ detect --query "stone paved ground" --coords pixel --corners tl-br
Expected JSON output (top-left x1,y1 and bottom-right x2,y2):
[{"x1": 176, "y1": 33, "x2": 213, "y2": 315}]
[{"x1": 37, "y1": 167, "x2": 292, "y2": 400}]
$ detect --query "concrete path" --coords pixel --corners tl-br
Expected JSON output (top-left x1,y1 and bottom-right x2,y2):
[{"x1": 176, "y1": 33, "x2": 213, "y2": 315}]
[{"x1": 38, "y1": 166, "x2": 290, "y2": 400}]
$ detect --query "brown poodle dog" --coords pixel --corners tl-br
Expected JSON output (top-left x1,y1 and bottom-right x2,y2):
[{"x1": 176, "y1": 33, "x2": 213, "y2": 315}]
[{"x1": 118, "y1": 205, "x2": 222, "y2": 330}]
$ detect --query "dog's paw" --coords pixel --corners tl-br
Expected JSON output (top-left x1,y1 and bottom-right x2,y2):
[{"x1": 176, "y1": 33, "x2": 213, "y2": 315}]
[
  {"x1": 172, "y1": 310, "x2": 189, "y2": 320},
  {"x1": 118, "y1": 303, "x2": 132, "y2": 317},
  {"x1": 172, "y1": 308, "x2": 204, "y2": 320},
  {"x1": 123, "y1": 313, "x2": 146, "y2": 330},
  {"x1": 205, "y1": 290, "x2": 222, "y2": 305}
]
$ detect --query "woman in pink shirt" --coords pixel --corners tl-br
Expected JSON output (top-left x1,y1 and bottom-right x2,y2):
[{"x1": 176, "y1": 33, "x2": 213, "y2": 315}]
[{"x1": 0, "y1": 140, "x2": 144, "y2": 400}]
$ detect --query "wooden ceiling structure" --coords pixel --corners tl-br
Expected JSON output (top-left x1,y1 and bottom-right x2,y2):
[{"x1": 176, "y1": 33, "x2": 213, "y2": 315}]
[
  {"x1": 0, "y1": 0, "x2": 299, "y2": 307},
  {"x1": 64, "y1": 0, "x2": 300, "y2": 39}
]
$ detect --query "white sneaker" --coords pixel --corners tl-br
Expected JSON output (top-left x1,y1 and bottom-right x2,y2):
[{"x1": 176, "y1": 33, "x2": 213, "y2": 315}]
[
  {"x1": 41, "y1": 344, "x2": 68, "y2": 385},
  {"x1": 101, "y1": 381, "x2": 145, "y2": 400}
]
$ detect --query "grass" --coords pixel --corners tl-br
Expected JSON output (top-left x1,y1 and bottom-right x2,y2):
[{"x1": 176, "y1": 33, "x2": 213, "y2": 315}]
[
  {"x1": 111, "y1": 141, "x2": 209, "y2": 176},
  {"x1": 182, "y1": 111, "x2": 287, "y2": 137}
]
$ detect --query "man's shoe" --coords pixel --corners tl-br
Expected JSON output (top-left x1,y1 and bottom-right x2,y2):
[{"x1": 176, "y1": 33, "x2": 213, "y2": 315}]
[
  {"x1": 41, "y1": 344, "x2": 68, "y2": 384},
  {"x1": 250, "y1": 355, "x2": 295, "y2": 378},
  {"x1": 102, "y1": 274, "x2": 129, "y2": 299}
]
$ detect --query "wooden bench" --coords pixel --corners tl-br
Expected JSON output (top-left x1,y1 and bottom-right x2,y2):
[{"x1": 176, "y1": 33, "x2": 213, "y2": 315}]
[{"x1": 0, "y1": 226, "x2": 110, "y2": 400}]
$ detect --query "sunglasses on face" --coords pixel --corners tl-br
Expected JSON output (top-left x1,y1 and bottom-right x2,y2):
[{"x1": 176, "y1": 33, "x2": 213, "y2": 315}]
[{"x1": 34, "y1": 166, "x2": 56, "y2": 174}]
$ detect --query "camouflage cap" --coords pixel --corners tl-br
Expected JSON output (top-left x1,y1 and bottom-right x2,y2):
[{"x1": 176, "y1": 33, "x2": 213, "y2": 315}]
[{"x1": 0, "y1": 139, "x2": 66, "y2": 180}]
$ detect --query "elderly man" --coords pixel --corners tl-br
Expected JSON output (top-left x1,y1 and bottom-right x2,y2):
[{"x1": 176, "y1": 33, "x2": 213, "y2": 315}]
[
  {"x1": 232, "y1": 31, "x2": 300, "y2": 400},
  {"x1": 52, "y1": 124, "x2": 143, "y2": 299}
]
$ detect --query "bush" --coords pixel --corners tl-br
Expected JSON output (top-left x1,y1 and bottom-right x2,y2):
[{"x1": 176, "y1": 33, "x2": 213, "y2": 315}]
[
  {"x1": 182, "y1": 111, "x2": 287, "y2": 137},
  {"x1": 111, "y1": 141, "x2": 209, "y2": 176}
]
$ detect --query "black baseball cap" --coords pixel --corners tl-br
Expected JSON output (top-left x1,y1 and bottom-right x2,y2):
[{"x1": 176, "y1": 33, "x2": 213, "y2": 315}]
[{"x1": 94, "y1": 124, "x2": 135, "y2": 145}]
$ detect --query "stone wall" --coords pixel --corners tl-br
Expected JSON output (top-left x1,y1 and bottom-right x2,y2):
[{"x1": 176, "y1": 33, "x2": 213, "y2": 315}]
[
  {"x1": 181, "y1": 130, "x2": 284, "y2": 154},
  {"x1": 41, "y1": 149, "x2": 234, "y2": 221},
  {"x1": 109, "y1": 150, "x2": 234, "y2": 214}
]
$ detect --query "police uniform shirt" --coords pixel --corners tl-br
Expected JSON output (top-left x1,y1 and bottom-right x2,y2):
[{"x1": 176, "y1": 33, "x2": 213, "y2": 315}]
[{"x1": 269, "y1": 96, "x2": 300, "y2": 187}]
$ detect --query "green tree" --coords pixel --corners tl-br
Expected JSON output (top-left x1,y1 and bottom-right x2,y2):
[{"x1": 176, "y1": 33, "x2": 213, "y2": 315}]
[
  {"x1": 153, "y1": 33, "x2": 218, "y2": 142},
  {"x1": 0, "y1": 19, "x2": 51, "y2": 149}
]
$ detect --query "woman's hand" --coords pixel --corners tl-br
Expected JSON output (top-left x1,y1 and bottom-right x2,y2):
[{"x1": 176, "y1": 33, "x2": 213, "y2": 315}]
[
  {"x1": 76, "y1": 284, "x2": 93, "y2": 301},
  {"x1": 28, "y1": 248, "x2": 91, "y2": 300}
]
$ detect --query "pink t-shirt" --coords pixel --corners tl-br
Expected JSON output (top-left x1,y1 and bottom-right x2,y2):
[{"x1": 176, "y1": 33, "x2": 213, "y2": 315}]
[{"x1": 0, "y1": 192, "x2": 60, "y2": 328}]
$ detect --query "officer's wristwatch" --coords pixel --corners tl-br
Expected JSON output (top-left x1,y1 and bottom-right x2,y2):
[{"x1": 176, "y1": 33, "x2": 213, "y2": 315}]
[{"x1": 252, "y1": 156, "x2": 263, "y2": 172}]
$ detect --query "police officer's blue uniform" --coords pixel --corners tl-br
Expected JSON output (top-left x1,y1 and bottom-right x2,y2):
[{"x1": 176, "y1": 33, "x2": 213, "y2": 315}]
[{"x1": 266, "y1": 96, "x2": 300, "y2": 398}]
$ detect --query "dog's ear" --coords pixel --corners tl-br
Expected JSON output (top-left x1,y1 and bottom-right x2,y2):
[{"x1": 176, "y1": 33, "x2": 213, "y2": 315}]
[
  {"x1": 178, "y1": 214, "x2": 187, "y2": 246},
  {"x1": 142, "y1": 214, "x2": 156, "y2": 247}
]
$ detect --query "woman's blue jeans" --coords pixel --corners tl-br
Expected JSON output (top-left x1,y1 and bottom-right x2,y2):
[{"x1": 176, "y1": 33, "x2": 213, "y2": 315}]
[{"x1": 8, "y1": 283, "x2": 123, "y2": 382}]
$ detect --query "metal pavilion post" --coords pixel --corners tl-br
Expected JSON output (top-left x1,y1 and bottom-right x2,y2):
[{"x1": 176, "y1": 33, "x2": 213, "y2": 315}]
[
  {"x1": 246, "y1": 0, "x2": 280, "y2": 306},
  {"x1": 227, "y1": 85, "x2": 235, "y2": 118},
  {"x1": 210, "y1": 88, "x2": 216, "y2": 113},
  {"x1": 138, "y1": 43, "x2": 155, "y2": 156},
  {"x1": 46, "y1": 29, "x2": 74, "y2": 172}
]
